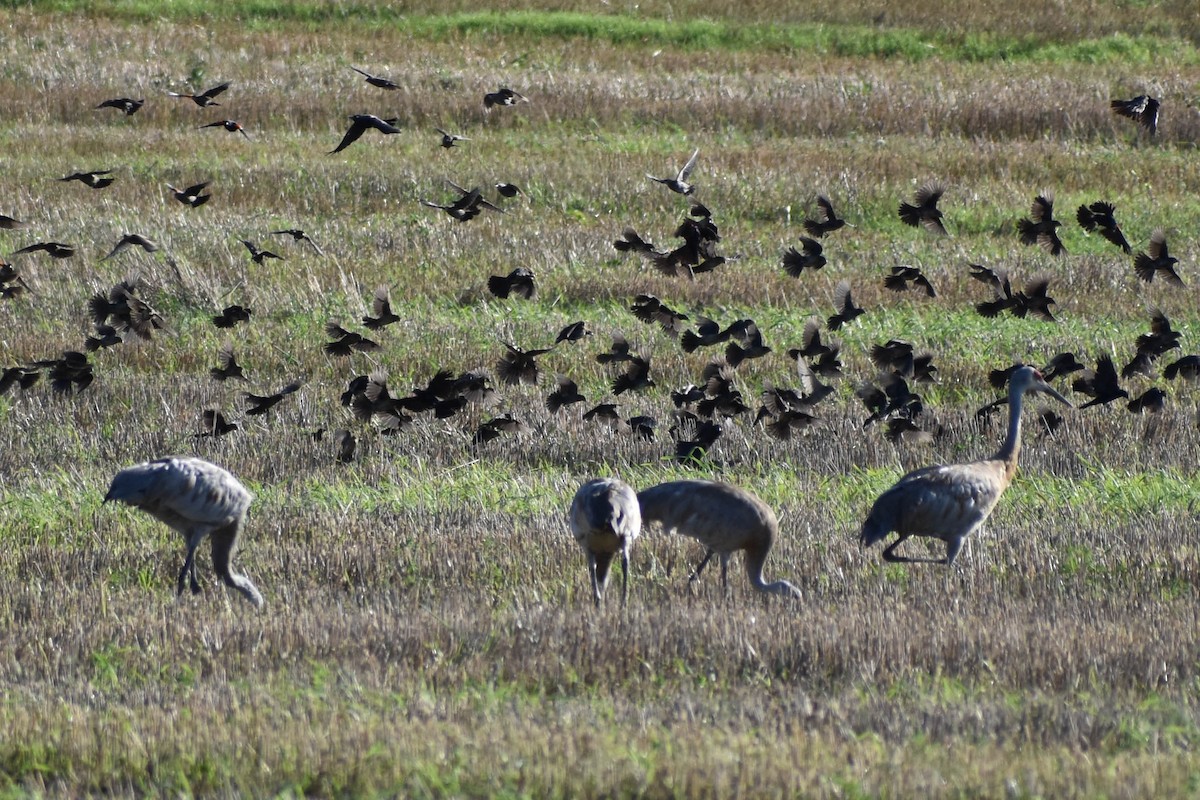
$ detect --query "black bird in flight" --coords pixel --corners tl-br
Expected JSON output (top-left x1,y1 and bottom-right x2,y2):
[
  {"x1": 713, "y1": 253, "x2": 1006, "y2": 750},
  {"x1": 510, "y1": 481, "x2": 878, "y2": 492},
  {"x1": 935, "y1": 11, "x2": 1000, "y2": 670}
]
[
  {"x1": 351, "y1": 66, "x2": 399, "y2": 90},
  {"x1": 101, "y1": 233, "x2": 158, "y2": 261},
  {"x1": 362, "y1": 285, "x2": 400, "y2": 330},
  {"x1": 647, "y1": 148, "x2": 700, "y2": 195},
  {"x1": 435, "y1": 127, "x2": 469, "y2": 148},
  {"x1": 898, "y1": 181, "x2": 948, "y2": 235},
  {"x1": 200, "y1": 119, "x2": 250, "y2": 139},
  {"x1": 1111, "y1": 94, "x2": 1159, "y2": 136},
  {"x1": 1076, "y1": 200, "x2": 1131, "y2": 254},
  {"x1": 244, "y1": 380, "x2": 302, "y2": 416},
  {"x1": 483, "y1": 86, "x2": 527, "y2": 109},
  {"x1": 781, "y1": 237, "x2": 826, "y2": 277},
  {"x1": 1134, "y1": 230, "x2": 1183, "y2": 285},
  {"x1": 209, "y1": 342, "x2": 247, "y2": 381},
  {"x1": 59, "y1": 169, "x2": 115, "y2": 189},
  {"x1": 803, "y1": 195, "x2": 847, "y2": 237},
  {"x1": 487, "y1": 268, "x2": 535, "y2": 299},
  {"x1": 96, "y1": 97, "x2": 143, "y2": 115},
  {"x1": 212, "y1": 304, "x2": 252, "y2": 329},
  {"x1": 883, "y1": 265, "x2": 936, "y2": 297},
  {"x1": 1017, "y1": 191, "x2": 1066, "y2": 256},
  {"x1": 329, "y1": 114, "x2": 401, "y2": 154},
  {"x1": 241, "y1": 239, "x2": 283, "y2": 264},
  {"x1": 167, "y1": 180, "x2": 211, "y2": 207},
  {"x1": 270, "y1": 228, "x2": 323, "y2": 255},
  {"x1": 167, "y1": 81, "x2": 230, "y2": 107},
  {"x1": 12, "y1": 241, "x2": 74, "y2": 259},
  {"x1": 827, "y1": 280, "x2": 864, "y2": 330},
  {"x1": 1072, "y1": 355, "x2": 1128, "y2": 409}
]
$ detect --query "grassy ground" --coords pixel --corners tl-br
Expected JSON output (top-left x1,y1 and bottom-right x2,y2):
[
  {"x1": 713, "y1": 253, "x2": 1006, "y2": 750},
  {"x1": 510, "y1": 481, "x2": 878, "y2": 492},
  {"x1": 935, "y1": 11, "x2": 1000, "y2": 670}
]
[{"x1": 2, "y1": 2, "x2": 1200, "y2": 797}]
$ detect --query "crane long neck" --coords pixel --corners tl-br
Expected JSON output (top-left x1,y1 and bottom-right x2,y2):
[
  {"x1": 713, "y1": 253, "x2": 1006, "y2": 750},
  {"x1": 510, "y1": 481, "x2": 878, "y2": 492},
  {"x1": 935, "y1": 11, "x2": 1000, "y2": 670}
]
[
  {"x1": 744, "y1": 544, "x2": 801, "y2": 598},
  {"x1": 995, "y1": 382, "x2": 1027, "y2": 478}
]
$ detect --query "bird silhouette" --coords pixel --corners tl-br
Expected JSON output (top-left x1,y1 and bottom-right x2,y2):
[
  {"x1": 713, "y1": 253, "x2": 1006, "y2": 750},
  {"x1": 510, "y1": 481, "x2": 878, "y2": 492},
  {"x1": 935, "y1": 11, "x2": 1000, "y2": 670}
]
[
  {"x1": 724, "y1": 319, "x2": 771, "y2": 367},
  {"x1": 200, "y1": 119, "x2": 250, "y2": 139},
  {"x1": 1076, "y1": 200, "x2": 1131, "y2": 254},
  {"x1": 631, "y1": 294, "x2": 688, "y2": 337},
  {"x1": 827, "y1": 279, "x2": 864, "y2": 330},
  {"x1": 194, "y1": 408, "x2": 239, "y2": 438},
  {"x1": 1072, "y1": 355, "x2": 1128, "y2": 409},
  {"x1": 362, "y1": 285, "x2": 400, "y2": 329},
  {"x1": 1127, "y1": 387, "x2": 1167, "y2": 414},
  {"x1": 12, "y1": 241, "x2": 75, "y2": 259},
  {"x1": 613, "y1": 228, "x2": 657, "y2": 256},
  {"x1": 637, "y1": 480, "x2": 801, "y2": 598},
  {"x1": 332, "y1": 429, "x2": 356, "y2": 463},
  {"x1": 1164, "y1": 355, "x2": 1200, "y2": 381},
  {"x1": 241, "y1": 239, "x2": 283, "y2": 264},
  {"x1": 329, "y1": 114, "x2": 401, "y2": 154},
  {"x1": 612, "y1": 357, "x2": 654, "y2": 395},
  {"x1": 351, "y1": 66, "x2": 399, "y2": 90},
  {"x1": 59, "y1": 169, "x2": 115, "y2": 189},
  {"x1": 883, "y1": 265, "x2": 936, "y2": 297},
  {"x1": 95, "y1": 97, "x2": 143, "y2": 115},
  {"x1": 547, "y1": 375, "x2": 586, "y2": 412},
  {"x1": 167, "y1": 81, "x2": 230, "y2": 107},
  {"x1": 104, "y1": 456, "x2": 262, "y2": 607},
  {"x1": 420, "y1": 185, "x2": 500, "y2": 222},
  {"x1": 84, "y1": 323, "x2": 121, "y2": 351},
  {"x1": 269, "y1": 228, "x2": 323, "y2": 254},
  {"x1": 496, "y1": 341, "x2": 553, "y2": 385},
  {"x1": 100, "y1": 233, "x2": 158, "y2": 261},
  {"x1": 483, "y1": 86, "x2": 527, "y2": 109},
  {"x1": 487, "y1": 267, "x2": 535, "y2": 299},
  {"x1": 861, "y1": 366, "x2": 1069, "y2": 565},
  {"x1": 323, "y1": 322, "x2": 379, "y2": 356},
  {"x1": 212, "y1": 304, "x2": 252, "y2": 329},
  {"x1": 898, "y1": 181, "x2": 948, "y2": 235},
  {"x1": 209, "y1": 342, "x2": 247, "y2": 381},
  {"x1": 1111, "y1": 94, "x2": 1159, "y2": 136},
  {"x1": 680, "y1": 315, "x2": 733, "y2": 353},
  {"x1": 570, "y1": 478, "x2": 642, "y2": 606},
  {"x1": 647, "y1": 148, "x2": 700, "y2": 195},
  {"x1": 1134, "y1": 230, "x2": 1183, "y2": 285},
  {"x1": 555, "y1": 320, "x2": 590, "y2": 344},
  {"x1": 166, "y1": 181, "x2": 211, "y2": 208},
  {"x1": 435, "y1": 127, "x2": 469, "y2": 148},
  {"x1": 244, "y1": 379, "x2": 303, "y2": 416},
  {"x1": 1017, "y1": 191, "x2": 1066, "y2": 255},
  {"x1": 781, "y1": 237, "x2": 826, "y2": 276},
  {"x1": 803, "y1": 195, "x2": 847, "y2": 237}
]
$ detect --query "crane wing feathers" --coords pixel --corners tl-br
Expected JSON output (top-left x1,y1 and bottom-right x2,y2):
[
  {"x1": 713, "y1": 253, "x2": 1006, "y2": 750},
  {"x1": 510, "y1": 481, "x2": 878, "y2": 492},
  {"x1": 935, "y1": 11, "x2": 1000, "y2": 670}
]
[
  {"x1": 863, "y1": 462, "x2": 1004, "y2": 545},
  {"x1": 106, "y1": 456, "x2": 251, "y2": 527}
]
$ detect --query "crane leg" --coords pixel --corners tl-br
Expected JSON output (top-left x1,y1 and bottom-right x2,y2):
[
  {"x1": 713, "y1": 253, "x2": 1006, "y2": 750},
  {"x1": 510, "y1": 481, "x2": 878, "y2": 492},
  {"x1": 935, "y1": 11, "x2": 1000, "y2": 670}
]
[
  {"x1": 689, "y1": 548, "x2": 716, "y2": 583},
  {"x1": 619, "y1": 548, "x2": 630, "y2": 607},
  {"x1": 882, "y1": 534, "x2": 946, "y2": 564},
  {"x1": 587, "y1": 555, "x2": 602, "y2": 607}
]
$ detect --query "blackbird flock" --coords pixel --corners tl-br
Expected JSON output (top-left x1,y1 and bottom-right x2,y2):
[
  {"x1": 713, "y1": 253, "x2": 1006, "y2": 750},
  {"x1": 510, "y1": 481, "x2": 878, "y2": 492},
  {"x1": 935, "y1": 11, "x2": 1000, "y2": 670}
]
[{"x1": 0, "y1": 80, "x2": 1184, "y2": 467}]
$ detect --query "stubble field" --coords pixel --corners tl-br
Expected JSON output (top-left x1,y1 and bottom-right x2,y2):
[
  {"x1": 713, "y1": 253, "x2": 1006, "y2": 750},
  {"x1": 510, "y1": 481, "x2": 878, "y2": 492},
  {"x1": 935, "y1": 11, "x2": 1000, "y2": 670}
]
[{"x1": 2, "y1": 2, "x2": 1200, "y2": 797}]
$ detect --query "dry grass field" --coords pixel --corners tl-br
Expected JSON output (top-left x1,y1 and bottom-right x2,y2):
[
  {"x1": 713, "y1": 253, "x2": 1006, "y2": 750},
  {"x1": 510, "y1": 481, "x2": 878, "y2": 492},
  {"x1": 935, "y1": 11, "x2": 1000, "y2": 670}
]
[{"x1": 2, "y1": 1, "x2": 1200, "y2": 796}]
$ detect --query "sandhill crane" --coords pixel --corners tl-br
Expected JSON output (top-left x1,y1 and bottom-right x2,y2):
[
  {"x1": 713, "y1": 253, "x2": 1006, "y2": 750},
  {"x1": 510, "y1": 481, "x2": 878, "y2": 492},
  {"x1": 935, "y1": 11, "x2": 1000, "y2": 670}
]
[
  {"x1": 637, "y1": 480, "x2": 801, "y2": 598},
  {"x1": 104, "y1": 456, "x2": 263, "y2": 608},
  {"x1": 860, "y1": 365, "x2": 1069, "y2": 566},
  {"x1": 569, "y1": 478, "x2": 642, "y2": 606}
]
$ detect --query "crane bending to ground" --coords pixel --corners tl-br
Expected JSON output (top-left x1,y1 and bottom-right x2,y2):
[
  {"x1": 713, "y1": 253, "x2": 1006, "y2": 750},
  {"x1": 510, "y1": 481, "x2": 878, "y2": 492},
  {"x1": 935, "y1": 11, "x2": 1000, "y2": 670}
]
[
  {"x1": 569, "y1": 478, "x2": 642, "y2": 606},
  {"x1": 104, "y1": 456, "x2": 264, "y2": 608},
  {"x1": 636, "y1": 480, "x2": 802, "y2": 598},
  {"x1": 860, "y1": 365, "x2": 1070, "y2": 565}
]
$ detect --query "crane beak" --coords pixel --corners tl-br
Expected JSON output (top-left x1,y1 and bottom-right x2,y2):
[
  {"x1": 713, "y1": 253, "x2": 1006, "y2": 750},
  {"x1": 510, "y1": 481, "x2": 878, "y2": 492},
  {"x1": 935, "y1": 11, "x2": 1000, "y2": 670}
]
[{"x1": 1037, "y1": 381, "x2": 1072, "y2": 407}]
